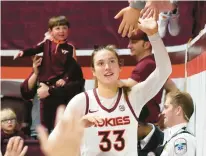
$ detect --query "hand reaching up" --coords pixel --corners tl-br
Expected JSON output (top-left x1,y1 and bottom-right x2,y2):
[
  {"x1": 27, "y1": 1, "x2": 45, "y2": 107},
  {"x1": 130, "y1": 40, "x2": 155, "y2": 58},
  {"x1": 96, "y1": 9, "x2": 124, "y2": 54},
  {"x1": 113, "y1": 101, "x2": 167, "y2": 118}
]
[
  {"x1": 37, "y1": 105, "x2": 84, "y2": 156},
  {"x1": 137, "y1": 9, "x2": 158, "y2": 36},
  {"x1": 4, "y1": 137, "x2": 28, "y2": 156},
  {"x1": 114, "y1": 6, "x2": 140, "y2": 37}
]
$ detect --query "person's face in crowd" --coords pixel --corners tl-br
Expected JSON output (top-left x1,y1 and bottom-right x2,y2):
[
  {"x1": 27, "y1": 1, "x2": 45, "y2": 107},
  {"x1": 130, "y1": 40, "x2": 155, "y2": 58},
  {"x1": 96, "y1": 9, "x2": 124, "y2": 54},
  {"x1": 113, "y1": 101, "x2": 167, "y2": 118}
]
[
  {"x1": 50, "y1": 25, "x2": 69, "y2": 42},
  {"x1": 128, "y1": 39, "x2": 147, "y2": 57},
  {"x1": 162, "y1": 96, "x2": 178, "y2": 128},
  {"x1": 1, "y1": 117, "x2": 17, "y2": 134},
  {"x1": 1, "y1": 109, "x2": 17, "y2": 134},
  {"x1": 92, "y1": 49, "x2": 121, "y2": 86}
]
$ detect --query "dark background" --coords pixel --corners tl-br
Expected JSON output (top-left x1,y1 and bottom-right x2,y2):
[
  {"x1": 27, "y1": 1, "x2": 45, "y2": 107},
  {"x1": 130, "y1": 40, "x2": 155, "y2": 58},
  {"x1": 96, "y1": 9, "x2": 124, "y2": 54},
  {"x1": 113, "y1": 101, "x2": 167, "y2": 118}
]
[{"x1": 1, "y1": 1, "x2": 206, "y2": 50}]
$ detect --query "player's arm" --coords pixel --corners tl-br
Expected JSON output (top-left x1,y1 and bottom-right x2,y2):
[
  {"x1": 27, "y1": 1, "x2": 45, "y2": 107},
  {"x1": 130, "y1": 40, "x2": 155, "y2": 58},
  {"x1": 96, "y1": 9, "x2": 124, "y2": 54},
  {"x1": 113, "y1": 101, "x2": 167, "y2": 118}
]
[
  {"x1": 121, "y1": 78, "x2": 138, "y2": 88},
  {"x1": 130, "y1": 33, "x2": 172, "y2": 109}
]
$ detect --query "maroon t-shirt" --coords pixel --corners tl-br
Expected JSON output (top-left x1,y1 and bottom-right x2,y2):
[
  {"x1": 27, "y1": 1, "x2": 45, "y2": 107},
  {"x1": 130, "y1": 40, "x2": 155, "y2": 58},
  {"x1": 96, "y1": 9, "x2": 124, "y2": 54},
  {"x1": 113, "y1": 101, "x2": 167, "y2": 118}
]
[{"x1": 131, "y1": 54, "x2": 163, "y2": 123}]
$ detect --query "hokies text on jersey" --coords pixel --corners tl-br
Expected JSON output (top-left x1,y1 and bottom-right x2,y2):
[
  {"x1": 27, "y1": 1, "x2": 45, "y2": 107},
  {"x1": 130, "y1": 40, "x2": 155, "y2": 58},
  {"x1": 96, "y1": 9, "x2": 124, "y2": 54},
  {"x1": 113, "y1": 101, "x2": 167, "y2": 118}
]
[{"x1": 94, "y1": 116, "x2": 130, "y2": 127}]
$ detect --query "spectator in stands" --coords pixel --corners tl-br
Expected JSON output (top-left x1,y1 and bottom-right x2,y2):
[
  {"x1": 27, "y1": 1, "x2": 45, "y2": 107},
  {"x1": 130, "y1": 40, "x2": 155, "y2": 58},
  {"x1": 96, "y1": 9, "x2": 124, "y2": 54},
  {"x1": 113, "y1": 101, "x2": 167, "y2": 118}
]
[
  {"x1": 118, "y1": 29, "x2": 178, "y2": 123},
  {"x1": 1, "y1": 96, "x2": 32, "y2": 136},
  {"x1": 1, "y1": 108, "x2": 28, "y2": 155},
  {"x1": 14, "y1": 15, "x2": 78, "y2": 88},
  {"x1": 21, "y1": 54, "x2": 85, "y2": 133},
  {"x1": 14, "y1": 15, "x2": 84, "y2": 133}
]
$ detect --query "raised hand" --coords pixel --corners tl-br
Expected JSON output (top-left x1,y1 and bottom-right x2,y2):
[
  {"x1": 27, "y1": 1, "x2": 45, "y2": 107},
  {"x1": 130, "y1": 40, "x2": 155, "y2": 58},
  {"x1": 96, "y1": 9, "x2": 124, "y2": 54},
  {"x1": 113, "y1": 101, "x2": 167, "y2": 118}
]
[
  {"x1": 32, "y1": 55, "x2": 42, "y2": 76},
  {"x1": 137, "y1": 9, "x2": 158, "y2": 36},
  {"x1": 37, "y1": 106, "x2": 84, "y2": 156},
  {"x1": 4, "y1": 136, "x2": 28, "y2": 156},
  {"x1": 114, "y1": 6, "x2": 140, "y2": 37},
  {"x1": 140, "y1": 1, "x2": 175, "y2": 19}
]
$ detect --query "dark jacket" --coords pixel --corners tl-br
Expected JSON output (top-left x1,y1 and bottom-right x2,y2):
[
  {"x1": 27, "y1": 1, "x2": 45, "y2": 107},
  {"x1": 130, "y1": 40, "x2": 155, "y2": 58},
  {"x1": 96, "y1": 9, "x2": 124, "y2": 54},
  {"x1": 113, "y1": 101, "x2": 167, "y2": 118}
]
[
  {"x1": 20, "y1": 56, "x2": 85, "y2": 132},
  {"x1": 138, "y1": 125, "x2": 164, "y2": 156},
  {"x1": 22, "y1": 39, "x2": 75, "y2": 83}
]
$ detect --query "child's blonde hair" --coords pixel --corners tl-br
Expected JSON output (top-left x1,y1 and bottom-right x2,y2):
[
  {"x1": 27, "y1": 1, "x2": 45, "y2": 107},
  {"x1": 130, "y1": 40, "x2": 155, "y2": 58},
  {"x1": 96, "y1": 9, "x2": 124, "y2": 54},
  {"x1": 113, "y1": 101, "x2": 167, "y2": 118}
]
[{"x1": 1, "y1": 108, "x2": 17, "y2": 122}]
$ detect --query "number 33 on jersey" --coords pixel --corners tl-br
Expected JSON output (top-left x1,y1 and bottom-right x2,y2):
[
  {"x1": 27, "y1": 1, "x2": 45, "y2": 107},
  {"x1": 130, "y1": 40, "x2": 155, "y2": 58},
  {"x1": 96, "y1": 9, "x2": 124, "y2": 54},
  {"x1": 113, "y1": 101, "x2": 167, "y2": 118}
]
[{"x1": 81, "y1": 89, "x2": 139, "y2": 156}]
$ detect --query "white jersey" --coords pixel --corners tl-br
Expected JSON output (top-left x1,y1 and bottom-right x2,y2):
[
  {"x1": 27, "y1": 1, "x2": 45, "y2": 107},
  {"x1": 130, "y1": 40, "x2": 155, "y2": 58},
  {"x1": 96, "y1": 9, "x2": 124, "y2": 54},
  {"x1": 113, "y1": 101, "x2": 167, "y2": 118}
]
[
  {"x1": 81, "y1": 88, "x2": 138, "y2": 156},
  {"x1": 49, "y1": 33, "x2": 172, "y2": 156}
]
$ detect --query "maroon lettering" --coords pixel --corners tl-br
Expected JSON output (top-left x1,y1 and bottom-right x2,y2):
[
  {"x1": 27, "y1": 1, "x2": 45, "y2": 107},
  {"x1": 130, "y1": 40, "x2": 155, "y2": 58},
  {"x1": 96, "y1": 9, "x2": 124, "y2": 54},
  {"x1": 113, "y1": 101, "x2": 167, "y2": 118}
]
[
  {"x1": 116, "y1": 117, "x2": 123, "y2": 126},
  {"x1": 95, "y1": 116, "x2": 130, "y2": 127}
]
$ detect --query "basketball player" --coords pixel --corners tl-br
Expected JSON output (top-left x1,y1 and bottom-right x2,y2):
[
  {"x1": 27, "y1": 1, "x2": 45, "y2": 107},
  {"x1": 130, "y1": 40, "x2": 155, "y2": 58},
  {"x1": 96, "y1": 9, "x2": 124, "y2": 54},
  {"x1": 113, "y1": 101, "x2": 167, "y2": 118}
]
[{"x1": 42, "y1": 10, "x2": 172, "y2": 156}]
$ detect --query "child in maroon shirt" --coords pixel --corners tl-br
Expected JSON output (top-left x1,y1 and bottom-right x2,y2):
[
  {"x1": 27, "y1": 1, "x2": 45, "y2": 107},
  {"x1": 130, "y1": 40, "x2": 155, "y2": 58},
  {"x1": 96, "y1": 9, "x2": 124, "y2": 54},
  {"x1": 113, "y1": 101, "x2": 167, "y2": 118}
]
[
  {"x1": 14, "y1": 15, "x2": 76, "y2": 87},
  {"x1": 15, "y1": 16, "x2": 85, "y2": 132}
]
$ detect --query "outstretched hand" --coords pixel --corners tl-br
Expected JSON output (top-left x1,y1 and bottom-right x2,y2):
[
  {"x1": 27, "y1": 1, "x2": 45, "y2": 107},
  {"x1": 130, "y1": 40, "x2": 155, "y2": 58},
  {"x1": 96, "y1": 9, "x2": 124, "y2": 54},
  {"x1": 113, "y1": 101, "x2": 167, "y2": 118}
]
[
  {"x1": 37, "y1": 105, "x2": 103, "y2": 156},
  {"x1": 32, "y1": 55, "x2": 42, "y2": 76},
  {"x1": 114, "y1": 6, "x2": 140, "y2": 37},
  {"x1": 13, "y1": 51, "x2": 23, "y2": 60},
  {"x1": 140, "y1": 1, "x2": 175, "y2": 19},
  {"x1": 137, "y1": 9, "x2": 158, "y2": 36},
  {"x1": 4, "y1": 137, "x2": 28, "y2": 156}
]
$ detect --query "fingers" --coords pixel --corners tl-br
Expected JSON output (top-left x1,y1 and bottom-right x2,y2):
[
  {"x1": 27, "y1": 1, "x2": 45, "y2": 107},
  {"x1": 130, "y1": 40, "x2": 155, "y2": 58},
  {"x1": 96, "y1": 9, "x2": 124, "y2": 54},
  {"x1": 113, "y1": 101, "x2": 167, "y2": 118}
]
[
  {"x1": 81, "y1": 115, "x2": 103, "y2": 128},
  {"x1": 122, "y1": 23, "x2": 130, "y2": 37},
  {"x1": 39, "y1": 82, "x2": 45, "y2": 87},
  {"x1": 127, "y1": 25, "x2": 134, "y2": 38},
  {"x1": 36, "y1": 58, "x2": 42, "y2": 67},
  {"x1": 55, "y1": 105, "x2": 66, "y2": 126},
  {"x1": 5, "y1": 137, "x2": 28, "y2": 156},
  {"x1": 20, "y1": 146, "x2": 28, "y2": 156},
  {"x1": 141, "y1": 7, "x2": 150, "y2": 19},
  {"x1": 94, "y1": 116, "x2": 103, "y2": 124},
  {"x1": 34, "y1": 56, "x2": 42, "y2": 64},
  {"x1": 56, "y1": 80, "x2": 66, "y2": 87},
  {"x1": 16, "y1": 138, "x2": 24, "y2": 154},
  {"x1": 114, "y1": 8, "x2": 124, "y2": 19},
  {"x1": 118, "y1": 20, "x2": 126, "y2": 36},
  {"x1": 6, "y1": 137, "x2": 15, "y2": 152},
  {"x1": 137, "y1": 21, "x2": 143, "y2": 31},
  {"x1": 36, "y1": 125, "x2": 49, "y2": 150},
  {"x1": 153, "y1": 8, "x2": 159, "y2": 21},
  {"x1": 140, "y1": 7, "x2": 148, "y2": 18},
  {"x1": 13, "y1": 51, "x2": 23, "y2": 60},
  {"x1": 12, "y1": 136, "x2": 21, "y2": 152}
]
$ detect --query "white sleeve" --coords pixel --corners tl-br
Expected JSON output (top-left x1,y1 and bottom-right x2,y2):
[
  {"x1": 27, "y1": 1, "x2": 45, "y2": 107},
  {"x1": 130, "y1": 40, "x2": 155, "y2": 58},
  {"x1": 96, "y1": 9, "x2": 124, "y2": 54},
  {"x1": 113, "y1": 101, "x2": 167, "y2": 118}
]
[
  {"x1": 63, "y1": 92, "x2": 87, "y2": 120},
  {"x1": 128, "y1": 33, "x2": 172, "y2": 115}
]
